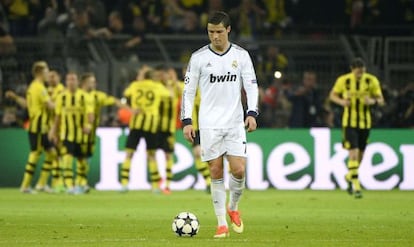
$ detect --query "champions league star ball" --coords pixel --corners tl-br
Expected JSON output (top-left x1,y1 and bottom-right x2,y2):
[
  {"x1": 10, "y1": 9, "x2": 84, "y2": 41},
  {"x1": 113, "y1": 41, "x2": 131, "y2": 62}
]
[{"x1": 172, "y1": 212, "x2": 200, "y2": 237}]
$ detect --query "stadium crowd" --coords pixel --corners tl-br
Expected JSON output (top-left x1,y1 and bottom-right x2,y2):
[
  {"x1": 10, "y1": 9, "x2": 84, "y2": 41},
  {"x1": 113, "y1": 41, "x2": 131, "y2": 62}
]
[{"x1": 1, "y1": 0, "x2": 414, "y2": 129}]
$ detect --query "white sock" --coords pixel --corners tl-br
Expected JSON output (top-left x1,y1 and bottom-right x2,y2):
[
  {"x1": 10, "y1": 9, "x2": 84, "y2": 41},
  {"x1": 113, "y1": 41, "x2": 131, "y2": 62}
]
[
  {"x1": 211, "y1": 178, "x2": 227, "y2": 226},
  {"x1": 228, "y1": 174, "x2": 245, "y2": 211}
]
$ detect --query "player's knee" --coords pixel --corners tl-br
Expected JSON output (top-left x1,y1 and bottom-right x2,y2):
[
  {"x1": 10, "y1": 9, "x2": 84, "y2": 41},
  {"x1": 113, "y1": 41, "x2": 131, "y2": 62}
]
[
  {"x1": 147, "y1": 150, "x2": 156, "y2": 159},
  {"x1": 45, "y1": 149, "x2": 57, "y2": 160},
  {"x1": 230, "y1": 165, "x2": 245, "y2": 179},
  {"x1": 124, "y1": 149, "x2": 135, "y2": 159},
  {"x1": 209, "y1": 164, "x2": 223, "y2": 178},
  {"x1": 29, "y1": 150, "x2": 41, "y2": 160}
]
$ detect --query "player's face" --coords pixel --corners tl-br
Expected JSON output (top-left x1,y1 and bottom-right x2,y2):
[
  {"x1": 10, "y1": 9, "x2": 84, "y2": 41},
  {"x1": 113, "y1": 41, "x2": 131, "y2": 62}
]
[
  {"x1": 87, "y1": 76, "x2": 97, "y2": 90},
  {"x1": 303, "y1": 72, "x2": 316, "y2": 88},
  {"x1": 48, "y1": 71, "x2": 60, "y2": 86},
  {"x1": 207, "y1": 23, "x2": 230, "y2": 51},
  {"x1": 41, "y1": 67, "x2": 49, "y2": 81},
  {"x1": 66, "y1": 74, "x2": 78, "y2": 91},
  {"x1": 351, "y1": 67, "x2": 366, "y2": 80}
]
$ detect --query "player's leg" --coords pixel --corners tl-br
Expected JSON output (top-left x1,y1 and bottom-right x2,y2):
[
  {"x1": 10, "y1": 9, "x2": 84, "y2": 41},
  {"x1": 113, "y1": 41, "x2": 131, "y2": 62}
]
[
  {"x1": 200, "y1": 128, "x2": 228, "y2": 238},
  {"x1": 35, "y1": 135, "x2": 56, "y2": 192},
  {"x1": 52, "y1": 141, "x2": 65, "y2": 193},
  {"x1": 343, "y1": 127, "x2": 360, "y2": 195},
  {"x1": 163, "y1": 133, "x2": 175, "y2": 194},
  {"x1": 225, "y1": 125, "x2": 247, "y2": 234},
  {"x1": 75, "y1": 159, "x2": 88, "y2": 193},
  {"x1": 146, "y1": 132, "x2": 162, "y2": 193},
  {"x1": 120, "y1": 130, "x2": 140, "y2": 192},
  {"x1": 352, "y1": 129, "x2": 370, "y2": 198},
  {"x1": 51, "y1": 142, "x2": 65, "y2": 192},
  {"x1": 193, "y1": 131, "x2": 211, "y2": 193},
  {"x1": 147, "y1": 149, "x2": 161, "y2": 192},
  {"x1": 74, "y1": 143, "x2": 91, "y2": 193},
  {"x1": 209, "y1": 156, "x2": 229, "y2": 238},
  {"x1": 20, "y1": 133, "x2": 42, "y2": 193},
  {"x1": 347, "y1": 148, "x2": 361, "y2": 195},
  {"x1": 61, "y1": 141, "x2": 75, "y2": 193}
]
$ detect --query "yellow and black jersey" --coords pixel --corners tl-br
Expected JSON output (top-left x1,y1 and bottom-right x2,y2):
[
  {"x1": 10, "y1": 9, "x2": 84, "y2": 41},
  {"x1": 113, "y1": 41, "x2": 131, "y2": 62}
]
[
  {"x1": 55, "y1": 89, "x2": 94, "y2": 143},
  {"x1": 332, "y1": 72, "x2": 383, "y2": 129},
  {"x1": 191, "y1": 89, "x2": 201, "y2": 131},
  {"x1": 47, "y1": 83, "x2": 65, "y2": 127},
  {"x1": 87, "y1": 90, "x2": 117, "y2": 142},
  {"x1": 48, "y1": 83, "x2": 65, "y2": 101},
  {"x1": 124, "y1": 79, "x2": 170, "y2": 133},
  {"x1": 26, "y1": 79, "x2": 51, "y2": 134},
  {"x1": 159, "y1": 81, "x2": 183, "y2": 134},
  {"x1": 90, "y1": 90, "x2": 116, "y2": 126}
]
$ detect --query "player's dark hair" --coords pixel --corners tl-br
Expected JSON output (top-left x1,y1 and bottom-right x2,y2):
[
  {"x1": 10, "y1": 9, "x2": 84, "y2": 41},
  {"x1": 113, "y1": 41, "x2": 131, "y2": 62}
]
[
  {"x1": 350, "y1": 57, "x2": 365, "y2": 68},
  {"x1": 155, "y1": 64, "x2": 168, "y2": 71},
  {"x1": 208, "y1": 11, "x2": 231, "y2": 28},
  {"x1": 80, "y1": 72, "x2": 95, "y2": 84},
  {"x1": 143, "y1": 69, "x2": 153, "y2": 79}
]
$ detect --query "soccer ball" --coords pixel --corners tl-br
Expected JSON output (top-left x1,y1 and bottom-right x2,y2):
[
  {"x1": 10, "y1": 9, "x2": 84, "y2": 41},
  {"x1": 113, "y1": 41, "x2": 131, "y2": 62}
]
[{"x1": 172, "y1": 212, "x2": 200, "y2": 237}]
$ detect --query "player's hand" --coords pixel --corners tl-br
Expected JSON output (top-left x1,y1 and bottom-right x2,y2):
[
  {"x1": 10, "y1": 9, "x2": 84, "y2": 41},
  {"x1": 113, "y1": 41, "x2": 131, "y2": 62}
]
[
  {"x1": 48, "y1": 129, "x2": 58, "y2": 144},
  {"x1": 83, "y1": 125, "x2": 92, "y2": 135},
  {"x1": 364, "y1": 96, "x2": 376, "y2": 105},
  {"x1": 183, "y1": 125, "x2": 195, "y2": 143},
  {"x1": 341, "y1": 99, "x2": 350, "y2": 107},
  {"x1": 245, "y1": 116, "x2": 257, "y2": 132},
  {"x1": 5, "y1": 90, "x2": 17, "y2": 99}
]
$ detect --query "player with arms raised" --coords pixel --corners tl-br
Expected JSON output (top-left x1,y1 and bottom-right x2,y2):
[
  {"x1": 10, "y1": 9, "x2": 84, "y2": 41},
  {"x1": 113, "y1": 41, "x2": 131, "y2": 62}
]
[
  {"x1": 181, "y1": 11, "x2": 259, "y2": 238},
  {"x1": 120, "y1": 68, "x2": 170, "y2": 192}
]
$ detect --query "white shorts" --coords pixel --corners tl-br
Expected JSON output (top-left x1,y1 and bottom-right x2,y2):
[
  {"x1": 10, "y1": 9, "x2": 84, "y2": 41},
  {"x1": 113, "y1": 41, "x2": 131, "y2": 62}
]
[{"x1": 199, "y1": 124, "x2": 247, "y2": 162}]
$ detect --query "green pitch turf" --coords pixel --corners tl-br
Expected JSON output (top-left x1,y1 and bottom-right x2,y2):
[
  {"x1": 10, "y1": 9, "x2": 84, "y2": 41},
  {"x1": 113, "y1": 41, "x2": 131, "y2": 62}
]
[{"x1": 0, "y1": 189, "x2": 413, "y2": 247}]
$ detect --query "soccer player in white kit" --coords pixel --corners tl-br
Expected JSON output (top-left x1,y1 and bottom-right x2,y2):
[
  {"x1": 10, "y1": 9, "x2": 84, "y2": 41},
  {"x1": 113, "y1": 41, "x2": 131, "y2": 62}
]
[{"x1": 181, "y1": 11, "x2": 259, "y2": 238}]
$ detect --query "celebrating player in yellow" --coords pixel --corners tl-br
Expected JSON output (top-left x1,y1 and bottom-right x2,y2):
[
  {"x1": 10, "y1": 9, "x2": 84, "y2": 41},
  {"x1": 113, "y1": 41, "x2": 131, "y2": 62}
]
[
  {"x1": 51, "y1": 72, "x2": 94, "y2": 194},
  {"x1": 329, "y1": 58, "x2": 384, "y2": 199},
  {"x1": 156, "y1": 66, "x2": 183, "y2": 194},
  {"x1": 19, "y1": 61, "x2": 56, "y2": 193},
  {"x1": 120, "y1": 67, "x2": 170, "y2": 192},
  {"x1": 78, "y1": 73, "x2": 125, "y2": 193},
  {"x1": 191, "y1": 88, "x2": 212, "y2": 193},
  {"x1": 46, "y1": 70, "x2": 65, "y2": 191}
]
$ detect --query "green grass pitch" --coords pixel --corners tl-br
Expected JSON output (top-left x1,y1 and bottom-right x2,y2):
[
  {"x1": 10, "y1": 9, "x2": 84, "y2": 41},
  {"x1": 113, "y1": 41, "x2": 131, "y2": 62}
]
[{"x1": 0, "y1": 189, "x2": 413, "y2": 247}]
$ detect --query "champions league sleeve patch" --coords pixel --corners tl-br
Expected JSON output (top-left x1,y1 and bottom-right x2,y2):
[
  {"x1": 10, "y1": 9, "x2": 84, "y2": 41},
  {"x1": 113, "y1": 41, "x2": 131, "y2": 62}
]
[{"x1": 184, "y1": 76, "x2": 190, "y2": 84}]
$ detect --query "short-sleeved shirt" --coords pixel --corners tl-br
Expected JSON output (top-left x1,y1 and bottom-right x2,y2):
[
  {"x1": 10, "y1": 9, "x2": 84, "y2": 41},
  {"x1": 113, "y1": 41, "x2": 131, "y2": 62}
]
[
  {"x1": 332, "y1": 72, "x2": 383, "y2": 129},
  {"x1": 159, "y1": 81, "x2": 183, "y2": 134},
  {"x1": 55, "y1": 89, "x2": 94, "y2": 143},
  {"x1": 124, "y1": 79, "x2": 170, "y2": 133},
  {"x1": 47, "y1": 83, "x2": 65, "y2": 127},
  {"x1": 181, "y1": 43, "x2": 259, "y2": 129},
  {"x1": 26, "y1": 79, "x2": 51, "y2": 134}
]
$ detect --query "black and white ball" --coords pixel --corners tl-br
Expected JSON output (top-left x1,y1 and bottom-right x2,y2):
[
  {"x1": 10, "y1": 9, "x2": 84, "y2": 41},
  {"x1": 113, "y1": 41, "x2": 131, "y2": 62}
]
[{"x1": 172, "y1": 212, "x2": 200, "y2": 237}]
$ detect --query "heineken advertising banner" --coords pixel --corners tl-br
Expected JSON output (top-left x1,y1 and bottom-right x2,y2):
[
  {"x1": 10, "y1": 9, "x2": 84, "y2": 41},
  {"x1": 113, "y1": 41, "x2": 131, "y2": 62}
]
[{"x1": 0, "y1": 128, "x2": 413, "y2": 190}]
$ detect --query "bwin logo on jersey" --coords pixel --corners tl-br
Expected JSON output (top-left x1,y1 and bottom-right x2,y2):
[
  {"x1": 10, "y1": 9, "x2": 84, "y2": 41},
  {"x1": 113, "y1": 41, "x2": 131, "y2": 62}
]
[{"x1": 209, "y1": 72, "x2": 237, "y2": 83}]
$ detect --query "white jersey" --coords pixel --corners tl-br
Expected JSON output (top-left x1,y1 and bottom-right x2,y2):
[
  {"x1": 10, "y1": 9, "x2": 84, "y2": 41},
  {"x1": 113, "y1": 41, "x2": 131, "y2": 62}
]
[{"x1": 181, "y1": 43, "x2": 259, "y2": 129}]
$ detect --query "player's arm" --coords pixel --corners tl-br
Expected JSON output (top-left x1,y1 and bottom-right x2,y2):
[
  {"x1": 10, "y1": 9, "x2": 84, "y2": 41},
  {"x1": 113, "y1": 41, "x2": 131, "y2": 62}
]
[
  {"x1": 365, "y1": 76, "x2": 385, "y2": 106},
  {"x1": 329, "y1": 78, "x2": 350, "y2": 107},
  {"x1": 83, "y1": 94, "x2": 95, "y2": 134},
  {"x1": 5, "y1": 90, "x2": 27, "y2": 108},
  {"x1": 49, "y1": 95, "x2": 62, "y2": 142},
  {"x1": 121, "y1": 85, "x2": 141, "y2": 115},
  {"x1": 99, "y1": 91, "x2": 129, "y2": 109},
  {"x1": 181, "y1": 55, "x2": 199, "y2": 142},
  {"x1": 241, "y1": 51, "x2": 259, "y2": 132},
  {"x1": 37, "y1": 84, "x2": 55, "y2": 110}
]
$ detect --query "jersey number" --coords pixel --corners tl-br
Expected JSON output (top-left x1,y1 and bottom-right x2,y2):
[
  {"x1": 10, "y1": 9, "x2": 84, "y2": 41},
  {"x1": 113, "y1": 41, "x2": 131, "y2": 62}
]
[{"x1": 135, "y1": 89, "x2": 155, "y2": 107}]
